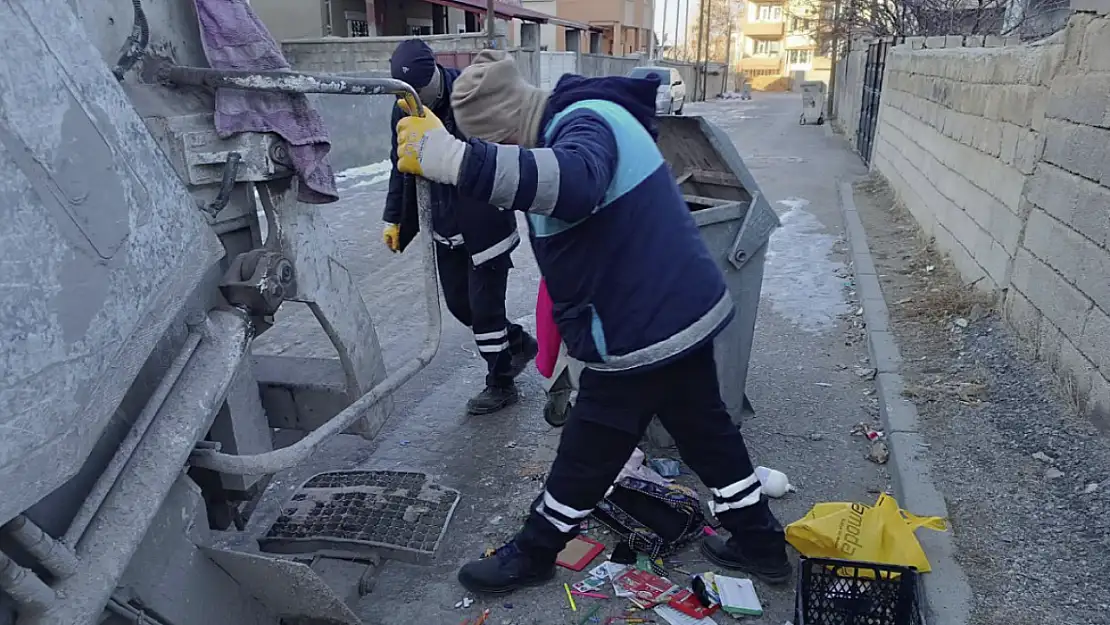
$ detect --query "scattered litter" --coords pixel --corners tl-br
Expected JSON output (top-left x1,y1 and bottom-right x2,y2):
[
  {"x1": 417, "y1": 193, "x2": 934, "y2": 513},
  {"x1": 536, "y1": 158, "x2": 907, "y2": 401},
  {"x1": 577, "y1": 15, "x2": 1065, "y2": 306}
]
[
  {"x1": 503, "y1": 603, "x2": 513, "y2": 609},
  {"x1": 852, "y1": 423, "x2": 884, "y2": 440},
  {"x1": 667, "y1": 588, "x2": 717, "y2": 619},
  {"x1": 1032, "y1": 451, "x2": 1054, "y2": 464},
  {"x1": 564, "y1": 583, "x2": 578, "y2": 611},
  {"x1": 474, "y1": 608, "x2": 490, "y2": 625},
  {"x1": 590, "y1": 561, "x2": 629, "y2": 580},
  {"x1": 399, "y1": 440, "x2": 409, "y2": 446},
  {"x1": 855, "y1": 307, "x2": 864, "y2": 316},
  {"x1": 926, "y1": 264, "x2": 936, "y2": 273},
  {"x1": 572, "y1": 590, "x2": 610, "y2": 600},
  {"x1": 702, "y1": 526, "x2": 717, "y2": 537},
  {"x1": 954, "y1": 317, "x2": 969, "y2": 328},
  {"x1": 619, "y1": 448, "x2": 674, "y2": 487},
  {"x1": 815, "y1": 382, "x2": 832, "y2": 387},
  {"x1": 455, "y1": 597, "x2": 474, "y2": 609},
  {"x1": 653, "y1": 605, "x2": 714, "y2": 625},
  {"x1": 867, "y1": 440, "x2": 890, "y2": 464},
  {"x1": 809, "y1": 432, "x2": 824, "y2": 441},
  {"x1": 855, "y1": 366, "x2": 877, "y2": 380},
  {"x1": 504, "y1": 441, "x2": 517, "y2": 448},
  {"x1": 755, "y1": 466, "x2": 793, "y2": 498},
  {"x1": 577, "y1": 603, "x2": 604, "y2": 625},
  {"x1": 636, "y1": 553, "x2": 665, "y2": 573},
  {"x1": 648, "y1": 458, "x2": 682, "y2": 478},
  {"x1": 574, "y1": 575, "x2": 609, "y2": 593},
  {"x1": 612, "y1": 568, "x2": 680, "y2": 604},
  {"x1": 1046, "y1": 468, "x2": 1065, "y2": 481},
  {"x1": 557, "y1": 536, "x2": 606, "y2": 571},
  {"x1": 1084, "y1": 482, "x2": 1101, "y2": 494},
  {"x1": 715, "y1": 575, "x2": 763, "y2": 617}
]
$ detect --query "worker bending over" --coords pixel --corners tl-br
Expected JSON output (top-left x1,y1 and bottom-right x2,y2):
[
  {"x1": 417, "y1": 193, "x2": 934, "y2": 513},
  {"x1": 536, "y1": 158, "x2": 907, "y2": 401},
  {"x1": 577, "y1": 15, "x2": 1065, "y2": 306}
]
[
  {"x1": 383, "y1": 40, "x2": 537, "y2": 415},
  {"x1": 394, "y1": 50, "x2": 790, "y2": 593}
]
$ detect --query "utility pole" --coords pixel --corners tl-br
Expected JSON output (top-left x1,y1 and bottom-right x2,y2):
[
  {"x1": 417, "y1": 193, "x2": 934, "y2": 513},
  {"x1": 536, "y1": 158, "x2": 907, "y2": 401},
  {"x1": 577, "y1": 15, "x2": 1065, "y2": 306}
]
[
  {"x1": 695, "y1": 0, "x2": 707, "y2": 100},
  {"x1": 675, "y1": 0, "x2": 682, "y2": 60},
  {"x1": 826, "y1": 0, "x2": 842, "y2": 119},
  {"x1": 700, "y1": 0, "x2": 712, "y2": 100},
  {"x1": 723, "y1": 1, "x2": 734, "y2": 93},
  {"x1": 486, "y1": 0, "x2": 497, "y2": 49},
  {"x1": 662, "y1": 0, "x2": 670, "y2": 60},
  {"x1": 684, "y1": 0, "x2": 694, "y2": 61},
  {"x1": 649, "y1": 0, "x2": 657, "y2": 59}
]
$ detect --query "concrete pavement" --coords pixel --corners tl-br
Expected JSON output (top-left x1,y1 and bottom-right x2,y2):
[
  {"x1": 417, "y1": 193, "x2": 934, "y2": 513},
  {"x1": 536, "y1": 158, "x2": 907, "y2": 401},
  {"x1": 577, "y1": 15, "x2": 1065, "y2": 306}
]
[{"x1": 251, "y1": 93, "x2": 886, "y2": 624}]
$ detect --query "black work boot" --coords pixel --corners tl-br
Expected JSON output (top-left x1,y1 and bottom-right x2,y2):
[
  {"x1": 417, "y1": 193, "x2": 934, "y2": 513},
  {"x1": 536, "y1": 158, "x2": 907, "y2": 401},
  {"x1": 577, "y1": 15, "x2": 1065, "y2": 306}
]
[
  {"x1": 701, "y1": 535, "x2": 793, "y2": 585},
  {"x1": 466, "y1": 384, "x2": 519, "y2": 415},
  {"x1": 458, "y1": 541, "x2": 557, "y2": 594},
  {"x1": 508, "y1": 331, "x2": 540, "y2": 379}
]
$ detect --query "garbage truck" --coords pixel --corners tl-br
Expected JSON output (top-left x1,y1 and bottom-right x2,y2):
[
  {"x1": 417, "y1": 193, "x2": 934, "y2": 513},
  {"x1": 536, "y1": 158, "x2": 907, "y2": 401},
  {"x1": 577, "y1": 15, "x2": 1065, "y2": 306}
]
[
  {"x1": 1, "y1": 2, "x2": 782, "y2": 623},
  {"x1": 0, "y1": 1, "x2": 447, "y2": 623}
]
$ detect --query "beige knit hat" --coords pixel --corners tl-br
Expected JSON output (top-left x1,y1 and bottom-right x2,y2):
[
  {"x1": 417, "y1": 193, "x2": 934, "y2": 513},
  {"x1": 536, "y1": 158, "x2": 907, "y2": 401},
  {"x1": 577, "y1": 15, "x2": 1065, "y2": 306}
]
[{"x1": 451, "y1": 50, "x2": 550, "y2": 146}]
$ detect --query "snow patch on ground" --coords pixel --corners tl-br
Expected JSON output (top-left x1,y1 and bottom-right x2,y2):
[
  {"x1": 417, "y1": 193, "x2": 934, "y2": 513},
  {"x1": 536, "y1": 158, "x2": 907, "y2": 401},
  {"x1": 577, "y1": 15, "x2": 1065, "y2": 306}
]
[
  {"x1": 336, "y1": 159, "x2": 391, "y2": 182},
  {"x1": 762, "y1": 197, "x2": 850, "y2": 332}
]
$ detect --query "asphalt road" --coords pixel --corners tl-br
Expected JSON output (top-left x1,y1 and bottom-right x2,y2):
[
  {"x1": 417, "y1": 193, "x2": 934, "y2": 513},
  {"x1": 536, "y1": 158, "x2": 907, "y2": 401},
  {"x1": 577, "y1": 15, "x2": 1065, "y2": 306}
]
[{"x1": 250, "y1": 93, "x2": 883, "y2": 625}]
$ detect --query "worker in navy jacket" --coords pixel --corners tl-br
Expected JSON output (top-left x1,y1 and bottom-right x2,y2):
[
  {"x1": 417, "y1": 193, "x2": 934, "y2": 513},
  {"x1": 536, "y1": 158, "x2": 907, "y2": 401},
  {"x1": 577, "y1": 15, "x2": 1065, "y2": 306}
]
[
  {"x1": 383, "y1": 40, "x2": 537, "y2": 415},
  {"x1": 394, "y1": 50, "x2": 790, "y2": 594}
]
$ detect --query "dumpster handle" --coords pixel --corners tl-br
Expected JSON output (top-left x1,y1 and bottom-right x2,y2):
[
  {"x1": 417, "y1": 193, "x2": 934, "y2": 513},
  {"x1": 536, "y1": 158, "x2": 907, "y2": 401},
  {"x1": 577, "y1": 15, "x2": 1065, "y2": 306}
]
[
  {"x1": 180, "y1": 74, "x2": 441, "y2": 475},
  {"x1": 190, "y1": 179, "x2": 439, "y2": 475},
  {"x1": 157, "y1": 64, "x2": 425, "y2": 116}
]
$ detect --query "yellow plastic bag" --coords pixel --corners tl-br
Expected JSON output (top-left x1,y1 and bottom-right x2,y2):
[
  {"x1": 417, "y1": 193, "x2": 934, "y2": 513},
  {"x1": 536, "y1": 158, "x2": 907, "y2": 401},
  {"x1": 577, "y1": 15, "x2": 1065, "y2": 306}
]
[{"x1": 785, "y1": 493, "x2": 947, "y2": 572}]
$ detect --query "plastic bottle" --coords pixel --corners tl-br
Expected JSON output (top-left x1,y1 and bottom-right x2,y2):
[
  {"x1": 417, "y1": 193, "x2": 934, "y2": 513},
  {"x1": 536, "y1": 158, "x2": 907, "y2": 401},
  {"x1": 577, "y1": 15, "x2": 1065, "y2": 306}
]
[{"x1": 755, "y1": 466, "x2": 792, "y2": 498}]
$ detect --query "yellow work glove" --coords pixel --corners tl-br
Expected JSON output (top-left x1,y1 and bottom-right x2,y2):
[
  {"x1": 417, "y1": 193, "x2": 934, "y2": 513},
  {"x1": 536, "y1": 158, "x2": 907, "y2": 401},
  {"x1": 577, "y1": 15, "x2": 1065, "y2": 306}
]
[
  {"x1": 395, "y1": 98, "x2": 466, "y2": 185},
  {"x1": 383, "y1": 222, "x2": 400, "y2": 252}
]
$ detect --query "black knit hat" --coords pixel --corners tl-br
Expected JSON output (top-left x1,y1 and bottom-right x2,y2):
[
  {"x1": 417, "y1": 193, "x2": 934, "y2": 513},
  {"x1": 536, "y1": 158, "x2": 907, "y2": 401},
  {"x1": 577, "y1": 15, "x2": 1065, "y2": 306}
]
[{"x1": 391, "y1": 39, "x2": 437, "y2": 89}]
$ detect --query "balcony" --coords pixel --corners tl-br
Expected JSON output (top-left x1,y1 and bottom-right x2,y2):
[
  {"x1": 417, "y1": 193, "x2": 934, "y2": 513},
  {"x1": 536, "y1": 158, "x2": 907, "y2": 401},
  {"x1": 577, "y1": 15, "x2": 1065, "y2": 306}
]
[
  {"x1": 740, "y1": 55, "x2": 783, "y2": 71},
  {"x1": 742, "y1": 21, "x2": 786, "y2": 37}
]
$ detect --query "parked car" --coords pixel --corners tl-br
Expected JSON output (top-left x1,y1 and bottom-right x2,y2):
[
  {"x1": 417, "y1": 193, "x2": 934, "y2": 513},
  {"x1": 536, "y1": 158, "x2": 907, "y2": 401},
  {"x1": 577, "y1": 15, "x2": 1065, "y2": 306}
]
[{"x1": 628, "y1": 66, "x2": 686, "y2": 115}]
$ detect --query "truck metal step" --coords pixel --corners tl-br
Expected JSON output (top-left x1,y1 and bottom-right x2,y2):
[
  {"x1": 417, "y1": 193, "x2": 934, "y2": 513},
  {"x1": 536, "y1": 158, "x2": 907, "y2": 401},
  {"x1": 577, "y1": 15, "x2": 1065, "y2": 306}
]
[{"x1": 259, "y1": 470, "x2": 459, "y2": 565}]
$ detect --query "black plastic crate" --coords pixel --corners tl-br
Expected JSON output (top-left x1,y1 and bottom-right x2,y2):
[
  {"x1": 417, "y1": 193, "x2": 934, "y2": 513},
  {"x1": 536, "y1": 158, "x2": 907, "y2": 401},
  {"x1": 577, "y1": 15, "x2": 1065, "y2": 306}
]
[{"x1": 795, "y1": 558, "x2": 927, "y2": 625}]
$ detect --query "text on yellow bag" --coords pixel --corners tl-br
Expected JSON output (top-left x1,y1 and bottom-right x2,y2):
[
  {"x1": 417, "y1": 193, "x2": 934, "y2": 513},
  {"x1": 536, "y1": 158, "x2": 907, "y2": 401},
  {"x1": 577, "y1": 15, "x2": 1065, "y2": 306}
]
[{"x1": 785, "y1": 493, "x2": 947, "y2": 573}]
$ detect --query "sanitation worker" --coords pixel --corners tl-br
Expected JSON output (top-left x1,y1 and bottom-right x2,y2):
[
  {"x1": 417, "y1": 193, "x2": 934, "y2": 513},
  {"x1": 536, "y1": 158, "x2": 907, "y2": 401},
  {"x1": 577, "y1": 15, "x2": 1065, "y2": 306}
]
[
  {"x1": 384, "y1": 40, "x2": 537, "y2": 415},
  {"x1": 393, "y1": 50, "x2": 791, "y2": 594}
]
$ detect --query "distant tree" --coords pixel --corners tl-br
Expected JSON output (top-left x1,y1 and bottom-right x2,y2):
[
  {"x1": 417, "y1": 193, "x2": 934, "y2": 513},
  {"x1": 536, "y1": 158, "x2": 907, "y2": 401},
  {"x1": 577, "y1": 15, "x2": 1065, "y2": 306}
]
[
  {"x1": 808, "y1": 0, "x2": 1068, "y2": 50},
  {"x1": 680, "y1": 0, "x2": 742, "y2": 63}
]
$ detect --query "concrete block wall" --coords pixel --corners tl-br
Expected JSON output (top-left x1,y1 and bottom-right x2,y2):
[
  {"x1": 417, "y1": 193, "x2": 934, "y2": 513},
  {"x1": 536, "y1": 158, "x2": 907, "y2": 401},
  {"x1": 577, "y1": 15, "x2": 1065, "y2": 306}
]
[
  {"x1": 283, "y1": 33, "x2": 495, "y2": 73},
  {"x1": 867, "y1": 9, "x2": 1110, "y2": 424},
  {"x1": 1003, "y1": 10, "x2": 1110, "y2": 423},
  {"x1": 871, "y1": 39, "x2": 1062, "y2": 291}
]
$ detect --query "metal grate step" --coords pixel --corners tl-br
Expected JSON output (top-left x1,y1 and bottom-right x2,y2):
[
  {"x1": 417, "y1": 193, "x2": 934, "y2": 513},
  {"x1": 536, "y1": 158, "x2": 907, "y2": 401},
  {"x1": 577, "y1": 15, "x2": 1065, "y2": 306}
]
[{"x1": 259, "y1": 470, "x2": 459, "y2": 565}]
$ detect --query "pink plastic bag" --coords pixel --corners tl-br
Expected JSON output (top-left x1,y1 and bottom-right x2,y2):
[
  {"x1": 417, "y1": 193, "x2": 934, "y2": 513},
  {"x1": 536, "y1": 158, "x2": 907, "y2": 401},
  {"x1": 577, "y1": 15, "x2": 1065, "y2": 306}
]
[{"x1": 535, "y1": 279, "x2": 561, "y2": 379}]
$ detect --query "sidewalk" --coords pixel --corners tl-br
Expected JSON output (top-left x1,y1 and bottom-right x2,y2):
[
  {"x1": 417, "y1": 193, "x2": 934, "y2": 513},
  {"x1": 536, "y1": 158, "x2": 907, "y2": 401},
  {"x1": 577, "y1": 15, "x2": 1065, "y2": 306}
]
[{"x1": 252, "y1": 93, "x2": 896, "y2": 624}]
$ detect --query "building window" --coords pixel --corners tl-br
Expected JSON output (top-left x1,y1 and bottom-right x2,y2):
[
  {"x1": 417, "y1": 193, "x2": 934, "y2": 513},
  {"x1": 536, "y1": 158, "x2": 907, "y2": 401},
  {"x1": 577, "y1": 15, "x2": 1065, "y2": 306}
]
[
  {"x1": 746, "y1": 68, "x2": 779, "y2": 77},
  {"x1": 790, "y1": 16, "x2": 813, "y2": 32},
  {"x1": 754, "y1": 40, "x2": 781, "y2": 55},
  {"x1": 348, "y1": 19, "x2": 369, "y2": 37},
  {"x1": 753, "y1": 4, "x2": 783, "y2": 22},
  {"x1": 788, "y1": 49, "x2": 813, "y2": 64}
]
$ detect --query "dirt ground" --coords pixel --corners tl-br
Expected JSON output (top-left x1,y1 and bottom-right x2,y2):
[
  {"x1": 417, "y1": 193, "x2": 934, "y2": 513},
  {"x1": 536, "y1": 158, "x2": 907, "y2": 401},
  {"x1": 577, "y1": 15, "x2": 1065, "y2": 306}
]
[{"x1": 851, "y1": 176, "x2": 1110, "y2": 625}]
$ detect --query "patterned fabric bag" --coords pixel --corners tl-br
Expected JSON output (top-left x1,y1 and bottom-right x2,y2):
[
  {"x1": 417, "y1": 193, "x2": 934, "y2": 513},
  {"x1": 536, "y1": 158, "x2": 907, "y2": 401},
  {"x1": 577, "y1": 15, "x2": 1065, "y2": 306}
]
[{"x1": 591, "y1": 477, "x2": 706, "y2": 562}]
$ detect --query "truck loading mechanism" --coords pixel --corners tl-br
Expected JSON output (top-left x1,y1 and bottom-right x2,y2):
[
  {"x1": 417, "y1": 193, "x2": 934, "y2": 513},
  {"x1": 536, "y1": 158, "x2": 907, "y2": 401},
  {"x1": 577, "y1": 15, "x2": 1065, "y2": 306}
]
[{"x1": 0, "y1": 1, "x2": 441, "y2": 624}]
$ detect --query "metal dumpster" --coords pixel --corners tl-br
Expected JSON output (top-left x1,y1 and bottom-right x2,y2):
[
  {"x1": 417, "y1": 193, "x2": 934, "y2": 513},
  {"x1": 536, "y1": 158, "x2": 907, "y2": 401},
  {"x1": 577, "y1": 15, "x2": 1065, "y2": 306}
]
[{"x1": 647, "y1": 115, "x2": 781, "y2": 445}]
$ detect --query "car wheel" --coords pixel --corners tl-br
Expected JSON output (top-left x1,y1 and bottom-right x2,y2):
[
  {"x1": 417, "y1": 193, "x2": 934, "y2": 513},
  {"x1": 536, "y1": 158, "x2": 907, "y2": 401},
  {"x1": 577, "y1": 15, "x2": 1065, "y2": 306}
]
[{"x1": 675, "y1": 101, "x2": 684, "y2": 115}]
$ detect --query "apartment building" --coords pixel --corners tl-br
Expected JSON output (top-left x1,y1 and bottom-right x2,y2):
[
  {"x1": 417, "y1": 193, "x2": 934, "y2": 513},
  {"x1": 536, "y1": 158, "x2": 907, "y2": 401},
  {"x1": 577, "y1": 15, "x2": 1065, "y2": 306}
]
[
  {"x1": 253, "y1": 0, "x2": 576, "y2": 43},
  {"x1": 552, "y1": 0, "x2": 655, "y2": 54},
  {"x1": 736, "y1": 0, "x2": 832, "y2": 88}
]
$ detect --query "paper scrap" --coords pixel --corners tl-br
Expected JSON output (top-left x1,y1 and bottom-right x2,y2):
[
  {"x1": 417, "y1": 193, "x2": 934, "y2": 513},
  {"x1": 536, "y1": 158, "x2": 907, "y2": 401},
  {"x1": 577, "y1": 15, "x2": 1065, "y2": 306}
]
[
  {"x1": 653, "y1": 605, "x2": 716, "y2": 625},
  {"x1": 716, "y1": 575, "x2": 763, "y2": 617}
]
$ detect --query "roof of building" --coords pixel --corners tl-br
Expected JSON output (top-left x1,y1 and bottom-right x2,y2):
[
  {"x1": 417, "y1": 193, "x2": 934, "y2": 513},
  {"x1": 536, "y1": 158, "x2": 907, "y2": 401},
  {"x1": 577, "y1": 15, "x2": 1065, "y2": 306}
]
[{"x1": 422, "y1": 0, "x2": 597, "y2": 31}]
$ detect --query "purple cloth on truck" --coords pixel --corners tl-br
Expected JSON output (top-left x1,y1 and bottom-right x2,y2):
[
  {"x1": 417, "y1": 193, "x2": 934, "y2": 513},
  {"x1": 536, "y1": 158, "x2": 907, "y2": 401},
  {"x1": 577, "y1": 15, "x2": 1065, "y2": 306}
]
[{"x1": 194, "y1": 0, "x2": 338, "y2": 203}]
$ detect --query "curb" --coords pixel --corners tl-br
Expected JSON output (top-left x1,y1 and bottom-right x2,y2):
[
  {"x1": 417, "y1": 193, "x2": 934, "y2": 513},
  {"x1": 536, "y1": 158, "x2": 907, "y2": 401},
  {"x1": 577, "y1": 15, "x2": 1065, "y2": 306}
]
[{"x1": 837, "y1": 181, "x2": 973, "y2": 625}]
